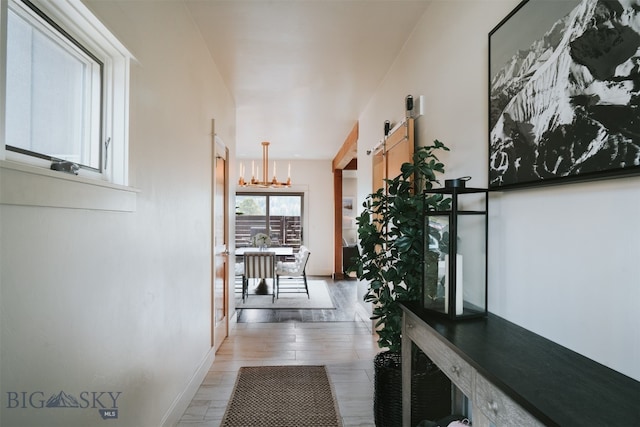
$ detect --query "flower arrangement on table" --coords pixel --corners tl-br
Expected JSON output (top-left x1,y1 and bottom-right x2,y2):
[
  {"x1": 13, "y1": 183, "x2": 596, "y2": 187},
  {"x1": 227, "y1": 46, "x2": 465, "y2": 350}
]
[{"x1": 250, "y1": 233, "x2": 272, "y2": 248}]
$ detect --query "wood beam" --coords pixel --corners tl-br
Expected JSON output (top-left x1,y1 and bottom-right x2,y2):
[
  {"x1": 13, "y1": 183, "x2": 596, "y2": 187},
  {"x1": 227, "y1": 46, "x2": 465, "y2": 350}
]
[
  {"x1": 332, "y1": 122, "x2": 358, "y2": 171},
  {"x1": 344, "y1": 158, "x2": 357, "y2": 170}
]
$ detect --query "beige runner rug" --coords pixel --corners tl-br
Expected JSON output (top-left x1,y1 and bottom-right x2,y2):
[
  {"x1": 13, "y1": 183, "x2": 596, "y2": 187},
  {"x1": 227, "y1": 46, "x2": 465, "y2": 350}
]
[{"x1": 220, "y1": 365, "x2": 343, "y2": 427}]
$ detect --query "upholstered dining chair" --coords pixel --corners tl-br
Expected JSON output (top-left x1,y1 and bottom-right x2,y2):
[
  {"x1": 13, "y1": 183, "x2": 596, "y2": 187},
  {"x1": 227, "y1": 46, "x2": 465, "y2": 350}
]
[
  {"x1": 243, "y1": 251, "x2": 276, "y2": 302},
  {"x1": 275, "y1": 246, "x2": 311, "y2": 299}
]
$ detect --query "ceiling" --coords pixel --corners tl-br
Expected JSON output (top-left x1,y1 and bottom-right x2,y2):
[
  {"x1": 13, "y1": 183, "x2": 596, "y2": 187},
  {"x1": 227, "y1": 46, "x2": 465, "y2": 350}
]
[{"x1": 184, "y1": 0, "x2": 431, "y2": 161}]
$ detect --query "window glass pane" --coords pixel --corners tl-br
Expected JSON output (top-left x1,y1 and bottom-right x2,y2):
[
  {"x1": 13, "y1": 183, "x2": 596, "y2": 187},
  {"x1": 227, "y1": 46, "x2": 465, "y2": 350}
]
[
  {"x1": 236, "y1": 195, "x2": 267, "y2": 247},
  {"x1": 5, "y1": 4, "x2": 102, "y2": 169},
  {"x1": 236, "y1": 195, "x2": 266, "y2": 215},
  {"x1": 5, "y1": 11, "x2": 32, "y2": 148},
  {"x1": 269, "y1": 195, "x2": 302, "y2": 247},
  {"x1": 269, "y1": 195, "x2": 301, "y2": 216}
]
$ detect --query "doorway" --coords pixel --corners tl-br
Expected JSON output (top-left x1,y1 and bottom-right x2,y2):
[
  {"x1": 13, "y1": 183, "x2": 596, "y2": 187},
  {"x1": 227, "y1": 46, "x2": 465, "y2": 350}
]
[{"x1": 332, "y1": 122, "x2": 358, "y2": 279}]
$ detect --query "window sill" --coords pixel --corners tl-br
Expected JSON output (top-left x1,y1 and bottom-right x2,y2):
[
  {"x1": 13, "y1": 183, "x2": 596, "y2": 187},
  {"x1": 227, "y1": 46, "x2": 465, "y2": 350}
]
[{"x1": 0, "y1": 160, "x2": 138, "y2": 212}]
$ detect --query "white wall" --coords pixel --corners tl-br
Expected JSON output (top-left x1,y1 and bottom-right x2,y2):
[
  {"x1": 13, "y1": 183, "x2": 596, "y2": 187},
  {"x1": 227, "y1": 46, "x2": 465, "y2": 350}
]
[
  {"x1": 0, "y1": 2, "x2": 236, "y2": 426},
  {"x1": 233, "y1": 159, "x2": 335, "y2": 276},
  {"x1": 357, "y1": 0, "x2": 640, "y2": 381}
]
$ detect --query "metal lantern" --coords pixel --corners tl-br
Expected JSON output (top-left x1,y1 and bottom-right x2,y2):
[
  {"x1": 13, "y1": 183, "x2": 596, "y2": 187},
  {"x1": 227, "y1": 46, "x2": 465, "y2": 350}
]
[{"x1": 423, "y1": 179, "x2": 488, "y2": 319}]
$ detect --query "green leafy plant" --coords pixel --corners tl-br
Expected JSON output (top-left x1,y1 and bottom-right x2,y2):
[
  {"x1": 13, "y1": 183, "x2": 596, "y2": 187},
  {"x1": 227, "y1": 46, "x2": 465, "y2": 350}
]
[{"x1": 353, "y1": 141, "x2": 451, "y2": 353}]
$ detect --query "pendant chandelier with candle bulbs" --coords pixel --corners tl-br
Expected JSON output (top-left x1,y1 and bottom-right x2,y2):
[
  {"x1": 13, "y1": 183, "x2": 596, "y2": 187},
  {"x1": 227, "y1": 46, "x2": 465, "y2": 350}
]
[{"x1": 238, "y1": 141, "x2": 291, "y2": 188}]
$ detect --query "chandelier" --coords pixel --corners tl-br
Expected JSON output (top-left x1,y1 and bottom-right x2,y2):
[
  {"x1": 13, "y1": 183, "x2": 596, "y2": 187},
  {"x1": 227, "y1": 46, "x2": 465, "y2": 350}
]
[{"x1": 238, "y1": 141, "x2": 291, "y2": 187}]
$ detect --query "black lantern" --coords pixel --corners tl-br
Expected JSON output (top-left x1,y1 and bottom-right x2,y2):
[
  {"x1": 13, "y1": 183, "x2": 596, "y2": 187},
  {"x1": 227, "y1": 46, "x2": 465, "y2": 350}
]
[{"x1": 423, "y1": 179, "x2": 488, "y2": 319}]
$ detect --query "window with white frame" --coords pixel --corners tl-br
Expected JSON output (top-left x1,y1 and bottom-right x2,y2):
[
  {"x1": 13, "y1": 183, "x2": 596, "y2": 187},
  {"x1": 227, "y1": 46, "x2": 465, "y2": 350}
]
[{"x1": 1, "y1": 0, "x2": 132, "y2": 185}]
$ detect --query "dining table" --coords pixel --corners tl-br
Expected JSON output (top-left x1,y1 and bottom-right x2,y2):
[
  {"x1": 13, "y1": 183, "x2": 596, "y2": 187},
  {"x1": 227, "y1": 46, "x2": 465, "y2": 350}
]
[{"x1": 234, "y1": 247, "x2": 294, "y2": 257}]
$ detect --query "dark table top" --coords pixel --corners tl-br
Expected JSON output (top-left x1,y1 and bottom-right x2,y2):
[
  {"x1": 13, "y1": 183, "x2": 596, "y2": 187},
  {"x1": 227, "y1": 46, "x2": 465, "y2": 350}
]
[{"x1": 401, "y1": 302, "x2": 640, "y2": 427}]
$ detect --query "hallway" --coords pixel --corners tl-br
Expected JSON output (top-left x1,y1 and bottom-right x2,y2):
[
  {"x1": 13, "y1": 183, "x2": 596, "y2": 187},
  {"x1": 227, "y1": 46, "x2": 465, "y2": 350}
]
[{"x1": 177, "y1": 279, "x2": 379, "y2": 427}]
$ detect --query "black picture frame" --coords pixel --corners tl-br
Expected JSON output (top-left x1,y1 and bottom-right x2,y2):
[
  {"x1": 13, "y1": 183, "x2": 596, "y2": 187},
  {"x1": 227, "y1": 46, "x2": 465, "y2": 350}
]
[{"x1": 488, "y1": 0, "x2": 640, "y2": 190}]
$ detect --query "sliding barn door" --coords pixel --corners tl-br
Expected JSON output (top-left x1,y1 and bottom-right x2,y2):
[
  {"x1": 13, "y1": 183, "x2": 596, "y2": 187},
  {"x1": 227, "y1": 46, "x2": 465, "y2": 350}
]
[{"x1": 372, "y1": 118, "x2": 415, "y2": 193}]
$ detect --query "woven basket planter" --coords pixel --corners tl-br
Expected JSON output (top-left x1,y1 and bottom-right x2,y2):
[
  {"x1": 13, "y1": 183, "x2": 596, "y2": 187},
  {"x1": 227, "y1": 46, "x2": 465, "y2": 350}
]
[{"x1": 373, "y1": 350, "x2": 451, "y2": 427}]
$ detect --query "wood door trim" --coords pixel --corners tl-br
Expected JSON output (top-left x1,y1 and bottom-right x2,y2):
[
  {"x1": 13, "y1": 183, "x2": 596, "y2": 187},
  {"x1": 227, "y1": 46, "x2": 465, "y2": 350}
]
[{"x1": 211, "y1": 120, "x2": 229, "y2": 351}]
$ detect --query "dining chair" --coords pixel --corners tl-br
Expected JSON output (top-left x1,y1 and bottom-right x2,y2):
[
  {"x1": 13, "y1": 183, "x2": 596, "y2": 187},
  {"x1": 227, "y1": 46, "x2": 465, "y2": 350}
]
[
  {"x1": 275, "y1": 246, "x2": 311, "y2": 299},
  {"x1": 243, "y1": 251, "x2": 276, "y2": 302},
  {"x1": 234, "y1": 260, "x2": 244, "y2": 297}
]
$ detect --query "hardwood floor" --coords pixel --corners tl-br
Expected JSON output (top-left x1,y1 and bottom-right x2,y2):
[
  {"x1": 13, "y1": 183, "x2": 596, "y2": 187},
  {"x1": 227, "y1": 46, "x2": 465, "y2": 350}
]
[{"x1": 177, "y1": 277, "x2": 379, "y2": 427}]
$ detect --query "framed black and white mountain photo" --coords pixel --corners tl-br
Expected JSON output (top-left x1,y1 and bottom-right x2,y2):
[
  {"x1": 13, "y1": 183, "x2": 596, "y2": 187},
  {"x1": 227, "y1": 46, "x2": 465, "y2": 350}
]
[{"x1": 489, "y1": 0, "x2": 640, "y2": 190}]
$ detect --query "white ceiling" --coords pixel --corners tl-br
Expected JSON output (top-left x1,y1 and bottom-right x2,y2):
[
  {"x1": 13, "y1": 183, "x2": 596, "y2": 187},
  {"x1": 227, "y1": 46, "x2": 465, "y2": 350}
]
[{"x1": 185, "y1": 0, "x2": 431, "y2": 160}]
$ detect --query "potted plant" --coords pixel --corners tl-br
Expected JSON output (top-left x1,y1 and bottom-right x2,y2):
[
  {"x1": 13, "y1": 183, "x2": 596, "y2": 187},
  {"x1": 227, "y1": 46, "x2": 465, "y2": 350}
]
[{"x1": 352, "y1": 140, "x2": 452, "y2": 427}]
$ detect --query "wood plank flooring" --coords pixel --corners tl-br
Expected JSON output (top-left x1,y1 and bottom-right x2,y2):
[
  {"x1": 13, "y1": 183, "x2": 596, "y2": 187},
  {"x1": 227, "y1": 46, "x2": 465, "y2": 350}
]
[{"x1": 178, "y1": 278, "x2": 379, "y2": 427}]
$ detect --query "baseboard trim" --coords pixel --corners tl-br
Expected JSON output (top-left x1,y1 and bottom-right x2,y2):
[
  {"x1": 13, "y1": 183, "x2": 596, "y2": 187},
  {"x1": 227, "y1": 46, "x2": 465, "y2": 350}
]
[{"x1": 161, "y1": 346, "x2": 215, "y2": 427}]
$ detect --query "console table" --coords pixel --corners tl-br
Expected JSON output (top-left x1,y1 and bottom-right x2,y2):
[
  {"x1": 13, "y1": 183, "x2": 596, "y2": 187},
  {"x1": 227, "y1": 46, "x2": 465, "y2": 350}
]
[{"x1": 401, "y1": 302, "x2": 640, "y2": 427}]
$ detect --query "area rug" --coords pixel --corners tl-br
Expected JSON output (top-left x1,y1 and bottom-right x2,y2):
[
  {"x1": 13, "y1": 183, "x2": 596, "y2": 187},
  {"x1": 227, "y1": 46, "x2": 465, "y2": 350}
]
[
  {"x1": 221, "y1": 365, "x2": 343, "y2": 427},
  {"x1": 238, "y1": 280, "x2": 336, "y2": 309}
]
